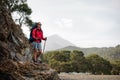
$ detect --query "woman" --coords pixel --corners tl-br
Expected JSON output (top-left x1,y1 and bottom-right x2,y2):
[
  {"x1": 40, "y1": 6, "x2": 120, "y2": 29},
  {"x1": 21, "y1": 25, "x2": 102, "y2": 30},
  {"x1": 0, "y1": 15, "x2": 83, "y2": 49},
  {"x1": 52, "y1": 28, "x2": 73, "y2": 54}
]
[{"x1": 32, "y1": 22, "x2": 47, "y2": 63}]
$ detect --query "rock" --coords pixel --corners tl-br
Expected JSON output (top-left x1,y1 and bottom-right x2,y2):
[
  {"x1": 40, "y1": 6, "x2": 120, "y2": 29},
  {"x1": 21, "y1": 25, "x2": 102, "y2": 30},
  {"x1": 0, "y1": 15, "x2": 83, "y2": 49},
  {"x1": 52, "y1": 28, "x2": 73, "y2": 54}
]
[
  {"x1": 0, "y1": 60, "x2": 60, "y2": 80},
  {"x1": 0, "y1": 1, "x2": 60, "y2": 80}
]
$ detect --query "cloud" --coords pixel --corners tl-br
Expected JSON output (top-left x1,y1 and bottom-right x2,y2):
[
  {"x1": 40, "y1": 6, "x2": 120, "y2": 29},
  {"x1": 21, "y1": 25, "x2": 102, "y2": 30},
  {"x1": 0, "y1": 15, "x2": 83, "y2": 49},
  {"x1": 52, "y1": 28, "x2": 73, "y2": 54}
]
[{"x1": 54, "y1": 18, "x2": 73, "y2": 28}]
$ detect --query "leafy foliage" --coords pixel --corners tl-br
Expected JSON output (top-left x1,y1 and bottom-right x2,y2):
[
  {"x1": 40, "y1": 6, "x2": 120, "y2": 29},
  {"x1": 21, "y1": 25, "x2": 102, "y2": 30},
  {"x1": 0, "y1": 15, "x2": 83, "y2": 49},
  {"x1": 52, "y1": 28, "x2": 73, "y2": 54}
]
[
  {"x1": 111, "y1": 60, "x2": 120, "y2": 75},
  {"x1": 3, "y1": 0, "x2": 32, "y2": 26},
  {"x1": 70, "y1": 50, "x2": 87, "y2": 72},
  {"x1": 86, "y1": 54, "x2": 112, "y2": 74},
  {"x1": 43, "y1": 50, "x2": 119, "y2": 75}
]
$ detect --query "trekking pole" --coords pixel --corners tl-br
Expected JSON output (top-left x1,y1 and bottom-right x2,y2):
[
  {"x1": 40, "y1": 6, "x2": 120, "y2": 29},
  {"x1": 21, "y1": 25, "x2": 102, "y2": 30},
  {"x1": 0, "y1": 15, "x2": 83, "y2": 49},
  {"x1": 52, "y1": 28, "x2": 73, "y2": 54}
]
[{"x1": 42, "y1": 40, "x2": 46, "y2": 54}]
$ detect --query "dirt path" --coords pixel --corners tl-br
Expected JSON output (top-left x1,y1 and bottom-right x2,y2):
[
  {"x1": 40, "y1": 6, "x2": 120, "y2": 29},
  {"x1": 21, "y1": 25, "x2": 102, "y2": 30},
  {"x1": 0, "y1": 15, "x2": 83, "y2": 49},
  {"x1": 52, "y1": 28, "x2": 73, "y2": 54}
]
[{"x1": 59, "y1": 73, "x2": 120, "y2": 80}]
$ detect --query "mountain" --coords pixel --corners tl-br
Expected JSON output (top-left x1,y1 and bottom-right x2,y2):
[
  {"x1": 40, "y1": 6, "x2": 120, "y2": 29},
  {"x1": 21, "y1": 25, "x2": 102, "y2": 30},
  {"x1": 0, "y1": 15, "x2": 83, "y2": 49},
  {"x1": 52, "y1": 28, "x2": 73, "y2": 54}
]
[
  {"x1": 60, "y1": 46, "x2": 102, "y2": 55},
  {"x1": 60, "y1": 45, "x2": 120, "y2": 60},
  {"x1": 44, "y1": 34, "x2": 75, "y2": 51},
  {"x1": 60, "y1": 46, "x2": 81, "y2": 51},
  {"x1": 60, "y1": 46, "x2": 97, "y2": 55}
]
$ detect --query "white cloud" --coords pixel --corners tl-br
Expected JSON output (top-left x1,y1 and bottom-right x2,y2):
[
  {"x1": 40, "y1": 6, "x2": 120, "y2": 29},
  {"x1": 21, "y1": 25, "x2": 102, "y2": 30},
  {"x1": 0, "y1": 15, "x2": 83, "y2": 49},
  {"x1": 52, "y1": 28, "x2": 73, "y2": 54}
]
[{"x1": 54, "y1": 18, "x2": 73, "y2": 28}]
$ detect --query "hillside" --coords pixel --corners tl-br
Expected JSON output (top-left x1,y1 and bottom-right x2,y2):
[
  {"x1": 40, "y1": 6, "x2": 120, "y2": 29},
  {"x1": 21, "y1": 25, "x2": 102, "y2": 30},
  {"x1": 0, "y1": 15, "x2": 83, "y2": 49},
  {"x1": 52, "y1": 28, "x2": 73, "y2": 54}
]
[{"x1": 60, "y1": 45, "x2": 120, "y2": 60}]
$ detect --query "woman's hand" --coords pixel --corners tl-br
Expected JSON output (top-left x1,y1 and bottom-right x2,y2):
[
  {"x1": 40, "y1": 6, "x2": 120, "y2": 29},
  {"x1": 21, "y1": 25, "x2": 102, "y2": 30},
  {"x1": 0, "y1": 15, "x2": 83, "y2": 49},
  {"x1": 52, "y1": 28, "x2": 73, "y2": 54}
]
[{"x1": 44, "y1": 37, "x2": 47, "y2": 41}]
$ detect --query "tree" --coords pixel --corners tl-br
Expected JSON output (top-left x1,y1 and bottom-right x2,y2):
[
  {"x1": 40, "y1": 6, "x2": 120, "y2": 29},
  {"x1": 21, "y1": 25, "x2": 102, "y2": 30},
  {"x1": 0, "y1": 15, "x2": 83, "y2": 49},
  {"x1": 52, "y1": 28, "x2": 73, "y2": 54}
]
[
  {"x1": 70, "y1": 50, "x2": 87, "y2": 72},
  {"x1": 86, "y1": 54, "x2": 112, "y2": 74},
  {"x1": 44, "y1": 50, "x2": 73, "y2": 72},
  {"x1": 4, "y1": 0, "x2": 32, "y2": 26},
  {"x1": 46, "y1": 50, "x2": 70, "y2": 62},
  {"x1": 111, "y1": 60, "x2": 120, "y2": 75},
  {"x1": 70, "y1": 50, "x2": 84, "y2": 61},
  {"x1": 59, "y1": 62, "x2": 73, "y2": 73}
]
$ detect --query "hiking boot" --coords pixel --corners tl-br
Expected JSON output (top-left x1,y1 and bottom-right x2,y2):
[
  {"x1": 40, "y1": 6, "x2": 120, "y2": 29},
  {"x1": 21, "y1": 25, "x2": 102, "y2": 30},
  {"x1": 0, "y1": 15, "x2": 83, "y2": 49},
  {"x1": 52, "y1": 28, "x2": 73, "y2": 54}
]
[
  {"x1": 33, "y1": 61, "x2": 42, "y2": 65},
  {"x1": 32, "y1": 57, "x2": 35, "y2": 62},
  {"x1": 37, "y1": 60, "x2": 42, "y2": 64},
  {"x1": 34, "y1": 61, "x2": 39, "y2": 65},
  {"x1": 32, "y1": 58, "x2": 38, "y2": 64},
  {"x1": 37, "y1": 58, "x2": 42, "y2": 63}
]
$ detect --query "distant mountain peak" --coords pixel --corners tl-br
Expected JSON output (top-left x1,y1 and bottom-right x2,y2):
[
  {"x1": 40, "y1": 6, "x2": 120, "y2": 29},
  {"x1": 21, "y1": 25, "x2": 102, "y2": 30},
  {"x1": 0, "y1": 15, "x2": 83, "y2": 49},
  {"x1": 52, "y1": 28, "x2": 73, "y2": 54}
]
[
  {"x1": 49, "y1": 34, "x2": 68, "y2": 41},
  {"x1": 45, "y1": 34, "x2": 75, "y2": 51},
  {"x1": 50, "y1": 34, "x2": 60, "y2": 37}
]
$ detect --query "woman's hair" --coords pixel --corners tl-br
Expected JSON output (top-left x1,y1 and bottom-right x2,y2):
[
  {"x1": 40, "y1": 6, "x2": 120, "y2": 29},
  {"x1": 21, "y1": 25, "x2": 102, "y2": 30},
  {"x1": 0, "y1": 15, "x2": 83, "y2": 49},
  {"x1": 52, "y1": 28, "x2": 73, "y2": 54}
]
[
  {"x1": 37, "y1": 22, "x2": 42, "y2": 26},
  {"x1": 36, "y1": 22, "x2": 43, "y2": 32}
]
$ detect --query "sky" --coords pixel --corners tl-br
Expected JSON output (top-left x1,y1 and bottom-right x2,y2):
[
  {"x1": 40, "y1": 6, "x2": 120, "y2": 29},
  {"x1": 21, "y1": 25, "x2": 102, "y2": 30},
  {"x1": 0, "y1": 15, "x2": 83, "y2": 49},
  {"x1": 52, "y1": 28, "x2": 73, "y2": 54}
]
[{"x1": 22, "y1": 0, "x2": 120, "y2": 48}]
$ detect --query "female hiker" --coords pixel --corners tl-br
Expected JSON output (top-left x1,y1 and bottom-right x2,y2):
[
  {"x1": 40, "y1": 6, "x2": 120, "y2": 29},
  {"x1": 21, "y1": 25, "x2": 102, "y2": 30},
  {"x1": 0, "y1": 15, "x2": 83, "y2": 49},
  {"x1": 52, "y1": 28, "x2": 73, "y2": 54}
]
[{"x1": 32, "y1": 22, "x2": 47, "y2": 63}]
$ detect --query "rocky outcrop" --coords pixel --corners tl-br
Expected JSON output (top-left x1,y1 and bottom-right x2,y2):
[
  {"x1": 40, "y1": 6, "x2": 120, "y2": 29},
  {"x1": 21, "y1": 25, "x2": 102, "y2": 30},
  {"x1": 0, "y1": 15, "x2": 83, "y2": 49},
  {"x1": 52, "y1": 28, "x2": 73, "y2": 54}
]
[
  {"x1": 0, "y1": 60, "x2": 60, "y2": 80},
  {"x1": 0, "y1": 2, "x2": 60, "y2": 80}
]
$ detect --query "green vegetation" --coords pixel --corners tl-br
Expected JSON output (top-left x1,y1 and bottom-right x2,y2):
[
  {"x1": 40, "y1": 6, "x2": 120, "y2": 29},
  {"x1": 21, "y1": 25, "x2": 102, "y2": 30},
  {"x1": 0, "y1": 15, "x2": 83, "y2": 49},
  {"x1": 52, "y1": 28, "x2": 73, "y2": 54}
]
[
  {"x1": 111, "y1": 60, "x2": 120, "y2": 75},
  {"x1": 86, "y1": 54, "x2": 112, "y2": 74},
  {"x1": 43, "y1": 50, "x2": 120, "y2": 75},
  {"x1": 3, "y1": 0, "x2": 32, "y2": 26}
]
